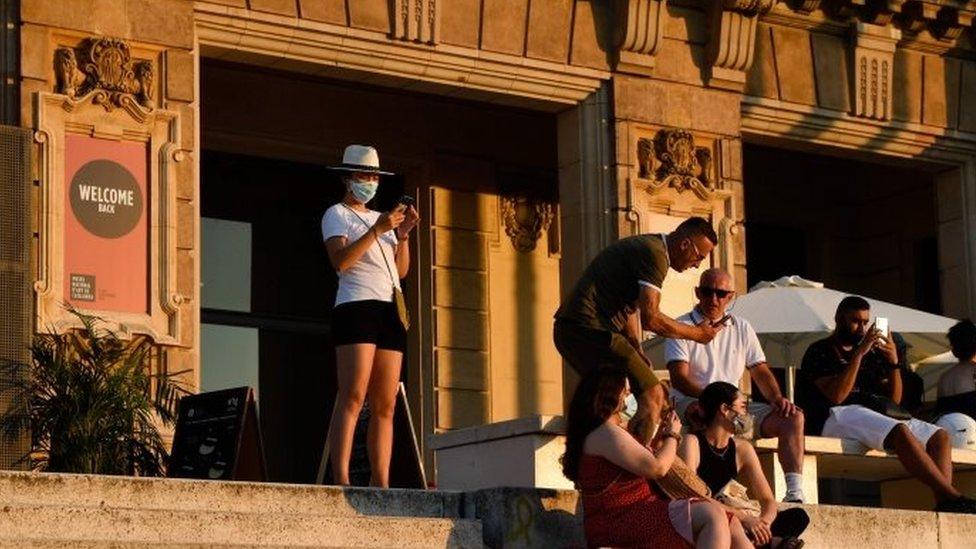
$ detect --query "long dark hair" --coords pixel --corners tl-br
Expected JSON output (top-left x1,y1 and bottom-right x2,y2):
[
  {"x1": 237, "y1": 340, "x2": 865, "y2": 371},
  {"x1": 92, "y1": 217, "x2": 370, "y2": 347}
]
[
  {"x1": 561, "y1": 366, "x2": 628, "y2": 482},
  {"x1": 699, "y1": 381, "x2": 740, "y2": 425}
]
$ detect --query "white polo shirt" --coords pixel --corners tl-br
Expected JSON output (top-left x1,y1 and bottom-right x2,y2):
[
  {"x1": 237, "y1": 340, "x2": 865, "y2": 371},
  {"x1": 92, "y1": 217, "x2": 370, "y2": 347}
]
[{"x1": 664, "y1": 308, "x2": 766, "y2": 397}]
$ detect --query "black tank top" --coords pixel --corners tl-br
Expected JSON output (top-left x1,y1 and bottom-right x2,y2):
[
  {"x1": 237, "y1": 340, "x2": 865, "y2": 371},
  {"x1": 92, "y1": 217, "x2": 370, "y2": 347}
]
[{"x1": 694, "y1": 432, "x2": 737, "y2": 494}]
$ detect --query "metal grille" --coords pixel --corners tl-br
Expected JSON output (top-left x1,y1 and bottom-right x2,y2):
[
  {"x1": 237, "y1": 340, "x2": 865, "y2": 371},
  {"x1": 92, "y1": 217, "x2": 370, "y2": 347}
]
[{"x1": 0, "y1": 124, "x2": 32, "y2": 469}]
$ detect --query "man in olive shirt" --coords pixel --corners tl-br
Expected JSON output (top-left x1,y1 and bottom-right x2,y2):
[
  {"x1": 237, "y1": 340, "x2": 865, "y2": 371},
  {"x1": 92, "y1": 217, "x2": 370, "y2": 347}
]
[{"x1": 554, "y1": 217, "x2": 723, "y2": 442}]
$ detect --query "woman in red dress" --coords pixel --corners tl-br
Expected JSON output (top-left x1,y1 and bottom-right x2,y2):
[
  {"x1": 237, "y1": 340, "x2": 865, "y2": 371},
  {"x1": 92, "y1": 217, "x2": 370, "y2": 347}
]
[{"x1": 563, "y1": 366, "x2": 752, "y2": 548}]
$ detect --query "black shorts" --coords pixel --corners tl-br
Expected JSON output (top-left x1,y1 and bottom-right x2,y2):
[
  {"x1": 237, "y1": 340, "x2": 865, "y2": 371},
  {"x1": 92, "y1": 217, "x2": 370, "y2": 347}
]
[{"x1": 332, "y1": 299, "x2": 407, "y2": 352}]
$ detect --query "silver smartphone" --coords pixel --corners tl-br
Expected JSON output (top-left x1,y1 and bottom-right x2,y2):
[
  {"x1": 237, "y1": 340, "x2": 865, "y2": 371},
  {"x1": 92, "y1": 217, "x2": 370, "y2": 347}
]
[{"x1": 875, "y1": 317, "x2": 889, "y2": 340}]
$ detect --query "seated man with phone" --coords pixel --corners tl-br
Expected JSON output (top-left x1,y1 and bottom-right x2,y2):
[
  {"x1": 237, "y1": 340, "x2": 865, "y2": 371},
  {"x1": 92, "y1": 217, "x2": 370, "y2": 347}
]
[
  {"x1": 795, "y1": 295, "x2": 976, "y2": 513},
  {"x1": 665, "y1": 268, "x2": 808, "y2": 503}
]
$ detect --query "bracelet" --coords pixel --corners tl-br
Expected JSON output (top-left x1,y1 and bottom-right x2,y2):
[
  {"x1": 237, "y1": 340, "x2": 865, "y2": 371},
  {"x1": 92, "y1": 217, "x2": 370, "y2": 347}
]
[{"x1": 396, "y1": 231, "x2": 409, "y2": 242}]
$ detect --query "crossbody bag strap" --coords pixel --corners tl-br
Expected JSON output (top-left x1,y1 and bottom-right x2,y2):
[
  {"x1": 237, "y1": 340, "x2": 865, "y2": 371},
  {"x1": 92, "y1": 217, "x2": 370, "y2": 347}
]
[{"x1": 340, "y1": 203, "x2": 399, "y2": 285}]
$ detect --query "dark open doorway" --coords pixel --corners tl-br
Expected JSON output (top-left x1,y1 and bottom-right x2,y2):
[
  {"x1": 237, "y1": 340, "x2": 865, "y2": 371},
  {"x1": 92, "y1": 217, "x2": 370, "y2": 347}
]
[
  {"x1": 200, "y1": 150, "x2": 405, "y2": 483},
  {"x1": 743, "y1": 143, "x2": 941, "y2": 314}
]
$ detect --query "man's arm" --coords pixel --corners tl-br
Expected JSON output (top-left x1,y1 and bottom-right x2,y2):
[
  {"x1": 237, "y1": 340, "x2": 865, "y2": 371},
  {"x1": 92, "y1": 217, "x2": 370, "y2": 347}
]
[
  {"x1": 814, "y1": 331, "x2": 880, "y2": 404},
  {"x1": 638, "y1": 286, "x2": 720, "y2": 343},
  {"x1": 668, "y1": 360, "x2": 704, "y2": 397}
]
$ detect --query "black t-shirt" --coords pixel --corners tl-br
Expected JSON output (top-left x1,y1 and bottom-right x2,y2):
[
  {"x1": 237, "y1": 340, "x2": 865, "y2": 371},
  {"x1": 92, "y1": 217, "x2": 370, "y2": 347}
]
[{"x1": 795, "y1": 336, "x2": 898, "y2": 435}]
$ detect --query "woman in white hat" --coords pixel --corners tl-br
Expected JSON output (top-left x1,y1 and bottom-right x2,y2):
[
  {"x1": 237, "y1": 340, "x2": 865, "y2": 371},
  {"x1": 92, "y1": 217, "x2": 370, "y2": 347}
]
[{"x1": 321, "y1": 144, "x2": 419, "y2": 487}]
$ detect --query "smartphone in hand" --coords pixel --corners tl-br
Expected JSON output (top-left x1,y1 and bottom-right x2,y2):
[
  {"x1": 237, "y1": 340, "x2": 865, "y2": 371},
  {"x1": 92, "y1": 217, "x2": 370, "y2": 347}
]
[
  {"x1": 712, "y1": 314, "x2": 731, "y2": 327},
  {"x1": 875, "y1": 317, "x2": 889, "y2": 340}
]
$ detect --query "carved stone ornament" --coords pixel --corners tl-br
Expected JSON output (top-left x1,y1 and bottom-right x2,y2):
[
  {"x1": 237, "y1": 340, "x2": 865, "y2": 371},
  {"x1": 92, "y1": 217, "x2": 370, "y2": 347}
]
[
  {"x1": 851, "y1": 22, "x2": 899, "y2": 120},
  {"x1": 639, "y1": 129, "x2": 714, "y2": 200},
  {"x1": 53, "y1": 37, "x2": 155, "y2": 111},
  {"x1": 828, "y1": 0, "x2": 975, "y2": 44},
  {"x1": 613, "y1": 0, "x2": 667, "y2": 76},
  {"x1": 394, "y1": 0, "x2": 440, "y2": 44},
  {"x1": 706, "y1": 0, "x2": 778, "y2": 91},
  {"x1": 500, "y1": 195, "x2": 555, "y2": 253}
]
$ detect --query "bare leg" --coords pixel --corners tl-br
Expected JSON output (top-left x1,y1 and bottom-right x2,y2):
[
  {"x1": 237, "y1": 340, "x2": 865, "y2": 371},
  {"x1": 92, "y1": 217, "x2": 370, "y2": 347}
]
[
  {"x1": 366, "y1": 349, "x2": 403, "y2": 488},
  {"x1": 885, "y1": 424, "x2": 960, "y2": 503},
  {"x1": 728, "y1": 516, "x2": 753, "y2": 549},
  {"x1": 329, "y1": 344, "x2": 376, "y2": 485},
  {"x1": 926, "y1": 429, "x2": 954, "y2": 484},
  {"x1": 631, "y1": 384, "x2": 666, "y2": 445},
  {"x1": 689, "y1": 501, "x2": 731, "y2": 549},
  {"x1": 761, "y1": 411, "x2": 805, "y2": 474}
]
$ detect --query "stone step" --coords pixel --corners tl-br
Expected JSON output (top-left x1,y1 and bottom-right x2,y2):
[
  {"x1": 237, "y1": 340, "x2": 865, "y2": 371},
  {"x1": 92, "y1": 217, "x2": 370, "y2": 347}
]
[
  {"x1": 0, "y1": 504, "x2": 483, "y2": 548},
  {"x1": 0, "y1": 471, "x2": 461, "y2": 518}
]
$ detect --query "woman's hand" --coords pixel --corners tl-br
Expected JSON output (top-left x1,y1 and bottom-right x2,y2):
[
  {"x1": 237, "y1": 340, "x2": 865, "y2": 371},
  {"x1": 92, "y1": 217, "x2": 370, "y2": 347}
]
[
  {"x1": 374, "y1": 209, "x2": 405, "y2": 234},
  {"x1": 652, "y1": 408, "x2": 682, "y2": 447},
  {"x1": 741, "y1": 515, "x2": 772, "y2": 546},
  {"x1": 396, "y1": 205, "x2": 420, "y2": 239}
]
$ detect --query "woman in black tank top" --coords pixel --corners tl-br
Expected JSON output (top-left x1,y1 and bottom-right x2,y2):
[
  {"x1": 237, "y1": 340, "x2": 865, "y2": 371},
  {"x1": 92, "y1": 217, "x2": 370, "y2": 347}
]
[{"x1": 679, "y1": 382, "x2": 809, "y2": 549}]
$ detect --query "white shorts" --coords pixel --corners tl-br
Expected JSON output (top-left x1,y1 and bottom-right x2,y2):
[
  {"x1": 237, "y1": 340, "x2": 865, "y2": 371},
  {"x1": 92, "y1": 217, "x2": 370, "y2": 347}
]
[
  {"x1": 822, "y1": 405, "x2": 942, "y2": 451},
  {"x1": 672, "y1": 392, "x2": 773, "y2": 440}
]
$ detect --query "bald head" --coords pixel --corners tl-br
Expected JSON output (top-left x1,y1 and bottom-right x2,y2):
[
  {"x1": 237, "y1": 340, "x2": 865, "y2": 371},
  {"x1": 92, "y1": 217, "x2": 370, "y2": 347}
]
[
  {"x1": 695, "y1": 268, "x2": 735, "y2": 321},
  {"x1": 700, "y1": 268, "x2": 733, "y2": 290}
]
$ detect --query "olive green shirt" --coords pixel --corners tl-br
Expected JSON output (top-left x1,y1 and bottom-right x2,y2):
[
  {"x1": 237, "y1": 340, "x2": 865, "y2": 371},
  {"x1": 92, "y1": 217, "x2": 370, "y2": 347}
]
[{"x1": 555, "y1": 234, "x2": 670, "y2": 332}]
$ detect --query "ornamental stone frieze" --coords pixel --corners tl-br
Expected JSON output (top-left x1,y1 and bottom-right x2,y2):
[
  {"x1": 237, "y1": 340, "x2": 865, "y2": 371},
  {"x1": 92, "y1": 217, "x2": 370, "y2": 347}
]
[
  {"x1": 500, "y1": 195, "x2": 555, "y2": 253},
  {"x1": 393, "y1": 0, "x2": 440, "y2": 44},
  {"x1": 826, "y1": 0, "x2": 975, "y2": 44},
  {"x1": 613, "y1": 0, "x2": 667, "y2": 76},
  {"x1": 636, "y1": 129, "x2": 715, "y2": 200},
  {"x1": 54, "y1": 37, "x2": 155, "y2": 112},
  {"x1": 851, "y1": 22, "x2": 900, "y2": 120},
  {"x1": 706, "y1": 0, "x2": 778, "y2": 91}
]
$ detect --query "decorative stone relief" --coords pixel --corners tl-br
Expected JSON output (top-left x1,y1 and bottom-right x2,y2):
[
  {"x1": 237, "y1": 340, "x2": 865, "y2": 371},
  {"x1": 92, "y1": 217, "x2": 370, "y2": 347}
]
[
  {"x1": 500, "y1": 195, "x2": 555, "y2": 253},
  {"x1": 393, "y1": 0, "x2": 439, "y2": 44},
  {"x1": 706, "y1": 0, "x2": 778, "y2": 91},
  {"x1": 613, "y1": 0, "x2": 666, "y2": 76},
  {"x1": 53, "y1": 38, "x2": 155, "y2": 111},
  {"x1": 829, "y1": 0, "x2": 975, "y2": 45},
  {"x1": 638, "y1": 129, "x2": 715, "y2": 200},
  {"x1": 850, "y1": 22, "x2": 899, "y2": 120},
  {"x1": 789, "y1": 0, "x2": 821, "y2": 15}
]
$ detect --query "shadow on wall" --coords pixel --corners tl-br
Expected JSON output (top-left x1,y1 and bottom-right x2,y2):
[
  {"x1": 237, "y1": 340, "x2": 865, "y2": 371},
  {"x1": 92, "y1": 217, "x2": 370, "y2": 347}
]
[{"x1": 464, "y1": 486, "x2": 584, "y2": 549}]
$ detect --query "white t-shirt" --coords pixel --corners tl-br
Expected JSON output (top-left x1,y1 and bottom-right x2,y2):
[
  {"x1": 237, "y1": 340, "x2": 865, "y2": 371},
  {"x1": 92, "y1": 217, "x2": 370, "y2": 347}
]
[
  {"x1": 321, "y1": 203, "x2": 401, "y2": 306},
  {"x1": 663, "y1": 308, "x2": 766, "y2": 398}
]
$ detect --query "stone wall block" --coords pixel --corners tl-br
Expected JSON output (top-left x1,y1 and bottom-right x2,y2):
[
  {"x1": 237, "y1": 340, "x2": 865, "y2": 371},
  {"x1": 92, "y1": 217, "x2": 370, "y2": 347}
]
[
  {"x1": 125, "y1": 0, "x2": 194, "y2": 49},
  {"x1": 811, "y1": 33, "x2": 849, "y2": 111},
  {"x1": 525, "y1": 0, "x2": 573, "y2": 63},
  {"x1": 298, "y1": 0, "x2": 347, "y2": 24},
  {"x1": 176, "y1": 199, "x2": 195, "y2": 250},
  {"x1": 176, "y1": 151, "x2": 195, "y2": 201},
  {"x1": 177, "y1": 248, "x2": 195, "y2": 299},
  {"x1": 21, "y1": 24, "x2": 50, "y2": 81},
  {"x1": 434, "y1": 308, "x2": 488, "y2": 350},
  {"x1": 480, "y1": 0, "x2": 529, "y2": 56},
  {"x1": 20, "y1": 78, "x2": 46, "y2": 127},
  {"x1": 570, "y1": 0, "x2": 612, "y2": 71},
  {"x1": 960, "y1": 60, "x2": 976, "y2": 132},
  {"x1": 434, "y1": 269, "x2": 487, "y2": 309},
  {"x1": 179, "y1": 104, "x2": 195, "y2": 152},
  {"x1": 439, "y1": 0, "x2": 481, "y2": 47},
  {"x1": 893, "y1": 49, "x2": 923, "y2": 123},
  {"x1": 745, "y1": 23, "x2": 778, "y2": 99},
  {"x1": 922, "y1": 54, "x2": 948, "y2": 127},
  {"x1": 23, "y1": 0, "x2": 126, "y2": 38},
  {"x1": 771, "y1": 26, "x2": 816, "y2": 106},
  {"x1": 347, "y1": 0, "x2": 391, "y2": 33},
  {"x1": 436, "y1": 389, "x2": 489, "y2": 429},
  {"x1": 944, "y1": 57, "x2": 962, "y2": 129},
  {"x1": 247, "y1": 0, "x2": 298, "y2": 17},
  {"x1": 436, "y1": 349, "x2": 489, "y2": 391},
  {"x1": 165, "y1": 50, "x2": 195, "y2": 103}
]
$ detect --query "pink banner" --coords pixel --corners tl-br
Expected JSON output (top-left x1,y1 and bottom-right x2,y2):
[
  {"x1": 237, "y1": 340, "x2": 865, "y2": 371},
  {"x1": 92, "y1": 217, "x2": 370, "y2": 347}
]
[{"x1": 64, "y1": 134, "x2": 149, "y2": 314}]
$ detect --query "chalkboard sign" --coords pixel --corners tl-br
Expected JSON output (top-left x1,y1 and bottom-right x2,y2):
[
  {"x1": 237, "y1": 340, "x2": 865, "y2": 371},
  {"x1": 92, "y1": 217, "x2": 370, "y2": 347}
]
[
  {"x1": 317, "y1": 382, "x2": 426, "y2": 488},
  {"x1": 167, "y1": 386, "x2": 266, "y2": 481}
]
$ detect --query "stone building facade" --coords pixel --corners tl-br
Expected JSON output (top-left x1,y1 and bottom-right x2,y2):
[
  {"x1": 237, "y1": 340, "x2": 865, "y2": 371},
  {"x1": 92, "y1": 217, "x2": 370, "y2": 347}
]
[{"x1": 5, "y1": 0, "x2": 976, "y2": 480}]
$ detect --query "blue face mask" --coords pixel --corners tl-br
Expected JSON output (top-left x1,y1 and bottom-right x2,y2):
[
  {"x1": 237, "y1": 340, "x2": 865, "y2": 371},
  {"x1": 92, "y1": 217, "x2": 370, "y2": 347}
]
[{"x1": 348, "y1": 177, "x2": 378, "y2": 204}]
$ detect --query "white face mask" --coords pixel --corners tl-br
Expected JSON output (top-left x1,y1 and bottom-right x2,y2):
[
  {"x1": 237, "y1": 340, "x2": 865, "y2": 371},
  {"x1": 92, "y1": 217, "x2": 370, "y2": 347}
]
[
  {"x1": 620, "y1": 393, "x2": 638, "y2": 422},
  {"x1": 729, "y1": 409, "x2": 754, "y2": 436},
  {"x1": 348, "y1": 176, "x2": 378, "y2": 204}
]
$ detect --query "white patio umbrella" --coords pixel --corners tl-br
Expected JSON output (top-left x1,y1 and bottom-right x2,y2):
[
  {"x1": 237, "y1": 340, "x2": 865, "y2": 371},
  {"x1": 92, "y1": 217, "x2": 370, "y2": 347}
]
[{"x1": 642, "y1": 275, "x2": 957, "y2": 398}]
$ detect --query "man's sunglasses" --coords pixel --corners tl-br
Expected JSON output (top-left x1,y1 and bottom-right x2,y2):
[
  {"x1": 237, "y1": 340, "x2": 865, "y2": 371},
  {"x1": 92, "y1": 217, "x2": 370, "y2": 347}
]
[{"x1": 697, "y1": 286, "x2": 733, "y2": 299}]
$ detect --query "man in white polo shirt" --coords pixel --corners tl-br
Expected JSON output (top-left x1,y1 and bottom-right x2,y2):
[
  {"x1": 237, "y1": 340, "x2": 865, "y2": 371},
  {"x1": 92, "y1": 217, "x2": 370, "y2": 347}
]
[{"x1": 665, "y1": 268, "x2": 807, "y2": 503}]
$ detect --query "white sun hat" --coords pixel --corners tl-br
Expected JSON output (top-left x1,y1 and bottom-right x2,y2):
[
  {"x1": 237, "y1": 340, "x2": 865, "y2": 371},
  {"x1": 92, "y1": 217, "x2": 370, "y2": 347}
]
[{"x1": 329, "y1": 144, "x2": 394, "y2": 175}]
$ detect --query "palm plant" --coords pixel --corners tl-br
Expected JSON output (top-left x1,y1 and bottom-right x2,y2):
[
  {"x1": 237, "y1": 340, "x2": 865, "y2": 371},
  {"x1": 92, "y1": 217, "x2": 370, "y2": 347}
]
[{"x1": 0, "y1": 308, "x2": 188, "y2": 476}]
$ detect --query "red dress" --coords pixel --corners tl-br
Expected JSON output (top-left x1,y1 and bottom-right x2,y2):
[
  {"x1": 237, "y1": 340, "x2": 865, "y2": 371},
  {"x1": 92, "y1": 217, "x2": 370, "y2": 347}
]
[{"x1": 578, "y1": 453, "x2": 697, "y2": 548}]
